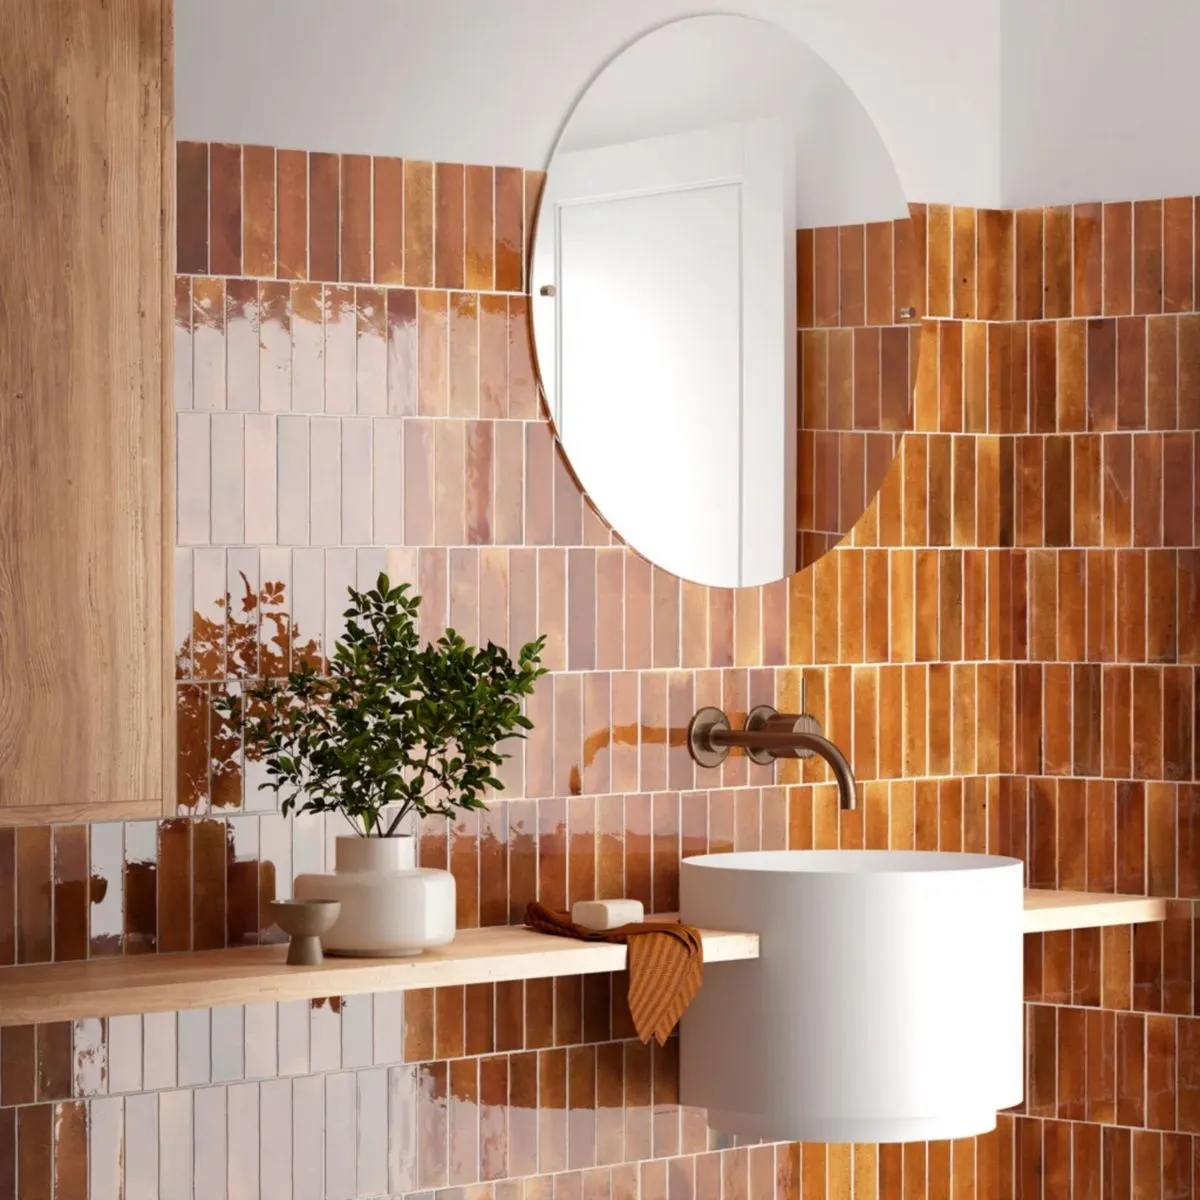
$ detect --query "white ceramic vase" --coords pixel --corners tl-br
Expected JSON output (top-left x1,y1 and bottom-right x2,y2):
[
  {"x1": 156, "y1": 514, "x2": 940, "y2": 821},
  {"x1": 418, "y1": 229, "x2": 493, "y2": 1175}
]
[{"x1": 293, "y1": 835, "x2": 456, "y2": 957}]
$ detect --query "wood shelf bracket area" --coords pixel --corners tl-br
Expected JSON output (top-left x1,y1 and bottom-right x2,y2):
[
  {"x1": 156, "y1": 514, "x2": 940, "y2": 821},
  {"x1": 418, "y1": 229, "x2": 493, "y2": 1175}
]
[{"x1": 0, "y1": 891, "x2": 1167, "y2": 1028}]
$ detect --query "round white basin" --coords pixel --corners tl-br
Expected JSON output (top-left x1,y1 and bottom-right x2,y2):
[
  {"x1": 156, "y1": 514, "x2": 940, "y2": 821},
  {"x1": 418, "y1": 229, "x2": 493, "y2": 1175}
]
[{"x1": 680, "y1": 849, "x2": 1024, "y2": 1144}]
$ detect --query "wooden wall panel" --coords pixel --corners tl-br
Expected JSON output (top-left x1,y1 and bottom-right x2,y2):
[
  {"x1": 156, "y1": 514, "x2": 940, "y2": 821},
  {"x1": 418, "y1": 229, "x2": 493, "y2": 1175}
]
[{"x1": 0, "y1": 0, "x2": 171, "y2": 816}]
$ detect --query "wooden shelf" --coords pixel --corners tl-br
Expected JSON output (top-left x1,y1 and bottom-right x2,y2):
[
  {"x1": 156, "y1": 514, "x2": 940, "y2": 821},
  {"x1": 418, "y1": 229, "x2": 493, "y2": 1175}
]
[
  {"x1": 0, "y1": 891, "x2": 1167, "y2": 1028},
  {"x1": 1023, "y1": 889, "x2": 1167, "y2": 933},
  {"x1": 0, "y1": 924, "x2": 759, "y2": 1028}
]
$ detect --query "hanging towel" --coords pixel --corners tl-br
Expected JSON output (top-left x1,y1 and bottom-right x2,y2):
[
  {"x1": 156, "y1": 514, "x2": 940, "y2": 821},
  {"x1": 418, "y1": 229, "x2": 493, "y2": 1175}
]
[{"x1": 523, "y1": 901, "x2": 703, "y2": 1046}]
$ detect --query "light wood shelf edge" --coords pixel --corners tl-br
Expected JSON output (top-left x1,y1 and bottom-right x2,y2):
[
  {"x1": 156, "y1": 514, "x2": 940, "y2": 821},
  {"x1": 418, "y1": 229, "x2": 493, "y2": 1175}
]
[
  {"x1": 0, "y1": 924, "x2": 759, "y2": 1028},
  {"x1": 0, "y1": 800, "x2": 164, "y2": 827},
  {"x1": 1022, "y1": 889, "x2": 1168, "y2": 934}
]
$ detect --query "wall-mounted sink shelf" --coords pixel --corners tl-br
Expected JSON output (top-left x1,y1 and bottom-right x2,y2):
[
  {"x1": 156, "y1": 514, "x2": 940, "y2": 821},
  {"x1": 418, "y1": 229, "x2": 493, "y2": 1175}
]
[
  {"x1": 0, "y1": 890, "x2": 1166, "y2": 1028},
  {"x1": 1022, "y1": 888, "x2": 1166, "y2": 933},
  {"x1": 0, "y1": 924, "x2": 759, "y2": 1027}
]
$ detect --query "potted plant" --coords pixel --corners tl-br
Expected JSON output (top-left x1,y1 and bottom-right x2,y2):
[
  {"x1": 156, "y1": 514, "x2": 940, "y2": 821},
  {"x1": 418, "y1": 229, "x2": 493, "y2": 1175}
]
[{"x1": 214, "y1": 574, "x2": 546, "y2": 957}]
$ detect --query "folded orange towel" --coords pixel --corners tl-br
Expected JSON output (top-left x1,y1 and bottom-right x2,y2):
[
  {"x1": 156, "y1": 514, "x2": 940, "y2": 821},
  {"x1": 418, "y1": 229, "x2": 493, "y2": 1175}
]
[{"x1": 523, "y1": 901, "x2": 703, "y2": 1046}]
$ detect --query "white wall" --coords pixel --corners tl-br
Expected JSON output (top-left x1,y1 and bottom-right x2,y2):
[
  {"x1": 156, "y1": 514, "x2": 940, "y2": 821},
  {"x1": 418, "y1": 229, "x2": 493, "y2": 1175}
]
[
  {"x1": 175, "y1": 0, "x2": 1003, "y2": 208},
  {"x1": 1001, "y1": 0, "x2": 1200, "y2": 205},
  {"x1": 557, "y1": 14, "x2": 908, "y2": 227}
]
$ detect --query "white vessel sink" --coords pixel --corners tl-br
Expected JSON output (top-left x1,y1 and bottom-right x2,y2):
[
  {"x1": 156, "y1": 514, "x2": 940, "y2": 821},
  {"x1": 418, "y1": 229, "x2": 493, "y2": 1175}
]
[{"x1": 680, "y1": 849, "x2": 1024, "y2": 1145}]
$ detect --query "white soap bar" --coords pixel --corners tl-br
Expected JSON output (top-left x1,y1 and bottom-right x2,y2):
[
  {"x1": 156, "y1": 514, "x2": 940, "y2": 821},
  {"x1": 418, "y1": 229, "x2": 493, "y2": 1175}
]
[{"x1": 571, "y1": 899, "x2": 644, "y2": 929}]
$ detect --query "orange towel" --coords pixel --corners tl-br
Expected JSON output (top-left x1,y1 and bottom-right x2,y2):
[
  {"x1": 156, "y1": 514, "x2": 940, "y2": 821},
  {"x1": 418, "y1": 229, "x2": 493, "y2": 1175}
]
[{"x1": 523, "y1": 902, "x2": 703, "y2": 1046}]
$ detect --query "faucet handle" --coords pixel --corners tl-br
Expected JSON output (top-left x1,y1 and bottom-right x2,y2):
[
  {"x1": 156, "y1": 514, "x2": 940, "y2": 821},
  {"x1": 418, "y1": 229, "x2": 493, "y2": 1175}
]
[
  {"x1": 757, "y1": 709, "x2": 824, "y2": 760},
  {"x1": 743, "y1": 705, "x2": 824, "y2": 763}
]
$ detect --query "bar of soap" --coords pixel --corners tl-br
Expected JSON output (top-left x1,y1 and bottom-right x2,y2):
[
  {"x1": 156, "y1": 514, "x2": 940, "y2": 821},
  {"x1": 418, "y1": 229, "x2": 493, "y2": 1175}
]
[{"x1": 571, "y1": 899, "x2": 644, "y2": 929}]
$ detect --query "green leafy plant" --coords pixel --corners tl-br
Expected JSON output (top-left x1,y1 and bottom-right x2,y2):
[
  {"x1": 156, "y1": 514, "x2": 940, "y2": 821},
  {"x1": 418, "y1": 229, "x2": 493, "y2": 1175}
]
[{"x1": 213, "y1": 574, "x2": 547, "y2": 837}]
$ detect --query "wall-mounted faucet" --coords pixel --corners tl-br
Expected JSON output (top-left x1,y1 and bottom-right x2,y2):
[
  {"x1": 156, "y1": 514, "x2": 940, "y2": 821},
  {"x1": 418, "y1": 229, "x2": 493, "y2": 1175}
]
[{"x1": 687, "y1": 702, "x2": 858, "y2": 810}]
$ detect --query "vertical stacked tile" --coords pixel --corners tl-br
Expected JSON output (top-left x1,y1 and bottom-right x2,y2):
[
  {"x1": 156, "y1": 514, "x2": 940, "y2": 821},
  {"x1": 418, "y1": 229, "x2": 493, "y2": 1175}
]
[
  {"x1": 2, "y1": 141, "x2": 1199, "y2": 1198},
  {"x1": 794, "y1": 215, "x2": 920, "y2": 568}
]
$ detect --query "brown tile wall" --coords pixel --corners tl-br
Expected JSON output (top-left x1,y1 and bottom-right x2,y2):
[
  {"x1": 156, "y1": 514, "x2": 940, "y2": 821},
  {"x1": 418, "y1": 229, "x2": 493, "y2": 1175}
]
[
  {"x1": 0, "y1": 146, "x2": 1197, "y2": 1199},
  {"x1": 795, "y1": 217, "x2": 920, "y2": 568}
]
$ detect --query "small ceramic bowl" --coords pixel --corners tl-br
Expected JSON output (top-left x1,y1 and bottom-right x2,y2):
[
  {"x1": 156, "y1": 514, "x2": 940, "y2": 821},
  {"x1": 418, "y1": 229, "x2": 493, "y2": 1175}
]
[{"x1": 270, "y1": 899, "x2": 342, "y2": 966}]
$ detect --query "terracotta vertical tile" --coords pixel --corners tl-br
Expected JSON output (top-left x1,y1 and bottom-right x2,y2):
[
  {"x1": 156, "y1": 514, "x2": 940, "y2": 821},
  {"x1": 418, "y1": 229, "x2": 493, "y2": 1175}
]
[
  {"x1": 1163, "y1": 667, "x2": 1193, "y2": 781},
  {"x1": 1069, "y1": 435, "x2": 1101, "y2": 549},
  {"x1": 533, "y1": 790, "x2": 566, "y2": 911},
  {"x1": 1056, "y1": 1005, "x2": 1088, "y2": 1122},
  {"x1": 1016, "y1": 209, "x2": 1044, "y2": 320},
  {"x1": 1116, "y1": 1012, "x2": 1147, "y2": 1126},
  {"x1": 308, "y1": 152, "x2": 340, "y2": 282},
  {"x1": 977, "y1": 209, "x2": 1014, "y2": 320},
  {"x1": 274, "y1": 149, "x2": 308, "y2": 280},
  {"x1": 1015, "y1": 437, "x2": 1043, "y2": 548},
  {"x1": 177, "y1": 140, "x2": 210, "y2": 274},
  {"x1": 50, "y1": 825, "x2": 87, "y2": 964},
  {"x1": 653, "y1": 569, "x2": 680, "y2": 669},
  {"x1": 1085, "y1": 1007, "x2": 1118, "y2": 1124},
  {"x1": 952, "y1": 207, "x2": 977, "y2": 318},
  {"x1": 16, "y1": 1104, "x2": 52, "y2": 1200},
  {"x1": 878, "y1": 327, "x2": 912, "y2": 433},
  {"x1": 1164, "y1": 436, "x2": 1194, "y2": 548},
  {"x1": 813, "y1": 227, "x2": 840, "y2": 326},
  {"x1": 1028, "y1": 321, "x2": 1057, "y2": 434},
  {"x1": 1118, "y1": 317, "x2": 1148, "y2": 429},
  {"x1": 651, "y1": 794, "x2": 680, "y2": 915},
  {"x1": 1104, "y1": 435, "x2": 1134, "y2": 546},
  {"x1": 1118, "y1": 552, "x2": 1147, "y2": 662},
  {"x1": 925, "y1": 205, "x2": 951, "y2": 318},
  {"x1": 1132, "y1": 667, "x2": 1164, "y2": 780},
  {"x1": 207, "y1": 142, "x2": 242, "y2": 276},
  {"x1": 1135, "y1": 199, "x2": 1165, "y2": 314},
  {"x1": 436, "y1": 163, "x2": 466, "y2": 289},
  {"x1": 15, "y1": 827, "x2": 51, "y2": 964},
  {"x1": 35, "y1": 1023, "x2": 71, "y2": 1105},
  {"x1": 1094, "y1": 328, "x2": 1118, "y2": 436},
  {"x1": 404, "y1": 161, "x2": 435, "y2": 288},
  {"x1": 1103, "y1": 666, "x2": 1133, "y2": 780},
  {"x1": 797, "y1": 228, "x2": 816, "y2": 326},
  {"x1": 241, "y1": 144, "x2": 276, "y2": 278},
  {"x1": 1102, "y1": 1126, "x2": 1134, "y2": 1200},
  {"x1": 335, "y1": 154, "x2": 371, "y2": 283},
  {"x1": 938, "y1": 323, "x2": 963, "y2": 433},
  {"x1": 1117, "y1": 780, "x2": 1147, "y2": 895},
  {"x1": 1179, "y1": 1020, "x2": 1200, "y2": 1132},
  {"x1": 449, "y1": 292, "x2": 480, "y2": 417},
  {"x1": 523, "y1": 171, "x2": 545, "y2": 281},
  {"x1": 508, "y1": 298, "x2": 540, "y2": 423},
  {"x1": 367, "y1": 156, "x2": 405, "y2": 285},
  {"x1": 1147, "y1": 549, "x2": 1178, "y2": 664},
  {"x1": 1148, "y1": 315, "x2": 1179, "y2": 430},
  {"x1": 463, "y1": 164, "x2": 496, "y2": 292},
  {"x1": 1074, "y1": 664, "x2": 1103, "y2": 778},
  {"x1": 1105, "y1": 201, "x2": 1135, "y2": 316},
  {"x1": 1, "y1": 1024, "x2": 35, "y2": 1105},
  {"x1": 838, "y1": 224, "x2": 865, "y2": 326},
  {"x1": 864, "y1": 221, "x2": 894, "y2": 326},
  {"x1": 1039, "y1": 205, "x2": 1071, "y2": 320},
  {"x1": 157, "y1": 819, "x2": 192, "y2": 953},
  {"x1": 1133, "y1": 434, "x2": 1165, "y2": 547},
  {"x1": 853, "y1": 327, "x2": 882, "y2": 433},
  {"x1": 1164, "y1": 196, "x2": 1195, "y2": 312},
  {"x1": 51, "y1": 1100, "x2": 87, "y2": 1200},
  {"x1": 1073, "y1": 203, "x2": 1103, "y2": 316},
  {"x1": 493, "y1": 167, "x2": 525, "y2": 294}
]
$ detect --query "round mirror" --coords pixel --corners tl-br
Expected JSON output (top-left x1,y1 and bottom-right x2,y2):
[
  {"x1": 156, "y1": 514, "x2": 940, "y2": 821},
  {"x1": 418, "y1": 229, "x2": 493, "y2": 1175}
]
[{"x1": 531, "y1": 15, "x2": 919, "y2": 589}]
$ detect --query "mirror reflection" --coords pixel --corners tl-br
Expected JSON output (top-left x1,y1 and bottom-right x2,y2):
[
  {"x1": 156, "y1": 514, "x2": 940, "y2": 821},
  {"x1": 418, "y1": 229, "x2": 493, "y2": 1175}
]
[{"x1": 531, "y1": 15, "x2": 919, "y2": 589}]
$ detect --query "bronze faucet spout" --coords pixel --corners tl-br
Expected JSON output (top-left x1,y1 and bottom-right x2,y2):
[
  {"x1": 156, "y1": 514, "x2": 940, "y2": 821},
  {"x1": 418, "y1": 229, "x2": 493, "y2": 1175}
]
[{"x1": 686, "y1": 705, "x2": 858, "y2": 810}]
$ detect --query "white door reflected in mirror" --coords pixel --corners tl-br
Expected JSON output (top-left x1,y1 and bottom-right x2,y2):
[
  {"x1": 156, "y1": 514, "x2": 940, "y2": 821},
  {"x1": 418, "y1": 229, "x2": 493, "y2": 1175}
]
[{"x1": 531, "y1": 15, "x2": 918, "y2": 589}]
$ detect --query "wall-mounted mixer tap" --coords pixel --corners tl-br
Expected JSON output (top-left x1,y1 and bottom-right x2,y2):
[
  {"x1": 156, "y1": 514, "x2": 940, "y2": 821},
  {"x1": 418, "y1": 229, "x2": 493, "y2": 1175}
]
[{"x1": 687, "y1": 702, "x2": 858, "y2": 811}]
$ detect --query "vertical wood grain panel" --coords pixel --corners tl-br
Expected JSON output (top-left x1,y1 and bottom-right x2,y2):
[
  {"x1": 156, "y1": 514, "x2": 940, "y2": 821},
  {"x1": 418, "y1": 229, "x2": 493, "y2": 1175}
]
[{"x1": 0, "y1": 0, "x2": 169, "y2": 815}]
